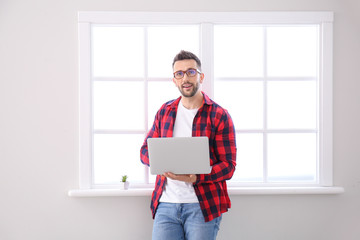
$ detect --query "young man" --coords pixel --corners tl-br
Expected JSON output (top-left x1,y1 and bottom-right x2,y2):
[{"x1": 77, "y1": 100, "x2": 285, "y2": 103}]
[{"x1": 140, "y1": 50, "x2": 237, "y2": 240}]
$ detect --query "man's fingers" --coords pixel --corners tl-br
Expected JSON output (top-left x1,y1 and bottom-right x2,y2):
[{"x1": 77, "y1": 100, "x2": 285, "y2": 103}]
[{"x1": 163, "y1": 172, "x2": 195, "y2": 183}]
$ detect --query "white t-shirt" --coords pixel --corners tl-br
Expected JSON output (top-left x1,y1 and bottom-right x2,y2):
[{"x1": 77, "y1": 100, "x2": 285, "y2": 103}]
[{"x1": 159, "y1": 101, "x2": 199, "y2": 203}]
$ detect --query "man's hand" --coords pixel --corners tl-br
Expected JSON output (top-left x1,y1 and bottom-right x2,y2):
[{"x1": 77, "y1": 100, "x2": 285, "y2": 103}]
[{"x1": 163, "y1": 172, "x2": 197, "y2": 183}]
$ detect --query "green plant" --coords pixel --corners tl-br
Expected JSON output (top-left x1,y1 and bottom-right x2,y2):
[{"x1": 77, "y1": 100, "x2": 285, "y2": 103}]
[{"x1": 121, "y1": 175, "x2": 128, "y2": 182}]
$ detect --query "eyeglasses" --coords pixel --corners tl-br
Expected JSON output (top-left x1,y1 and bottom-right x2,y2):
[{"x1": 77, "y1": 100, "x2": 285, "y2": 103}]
[{"x1": 173, "y1": 68, "x2": 201, "y2": 79}]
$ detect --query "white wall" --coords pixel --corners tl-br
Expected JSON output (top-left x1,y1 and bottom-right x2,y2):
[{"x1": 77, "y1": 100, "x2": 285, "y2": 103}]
[{"x1": 0, "y1": 0, "x2": 359, "y2": 239}]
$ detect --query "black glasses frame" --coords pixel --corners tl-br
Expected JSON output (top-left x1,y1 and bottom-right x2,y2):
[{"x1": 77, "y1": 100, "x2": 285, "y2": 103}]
[{"x1": 173, "y1": 68, "x2": 202, "y2": 79}]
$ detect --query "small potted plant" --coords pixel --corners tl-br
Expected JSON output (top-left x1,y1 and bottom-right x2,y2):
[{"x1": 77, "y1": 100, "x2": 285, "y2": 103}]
[{"x1": 120, "y1": 175, "x2": 129, "y2": 190}]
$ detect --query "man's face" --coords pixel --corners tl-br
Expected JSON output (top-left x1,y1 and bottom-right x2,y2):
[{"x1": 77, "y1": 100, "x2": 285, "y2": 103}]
[{"x1": 172, "y1": 59, "x2": 204, "y2": 98}]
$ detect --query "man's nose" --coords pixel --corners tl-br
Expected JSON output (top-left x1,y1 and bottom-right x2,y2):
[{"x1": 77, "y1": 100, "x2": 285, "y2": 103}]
[{"x1": 182, "y1": 73, "x2": 190, "y2": 81}]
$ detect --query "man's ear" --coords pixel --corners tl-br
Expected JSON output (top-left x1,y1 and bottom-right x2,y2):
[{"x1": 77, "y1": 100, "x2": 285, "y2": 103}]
[{"x1": 200, "y1": 73, "x2": 205, "y2": 84}]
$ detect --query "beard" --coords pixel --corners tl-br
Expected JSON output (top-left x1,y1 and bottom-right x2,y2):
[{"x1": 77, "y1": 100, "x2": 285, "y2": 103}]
[{"x1": 178, "y1": 80, "x2": 200, "y2": 98}]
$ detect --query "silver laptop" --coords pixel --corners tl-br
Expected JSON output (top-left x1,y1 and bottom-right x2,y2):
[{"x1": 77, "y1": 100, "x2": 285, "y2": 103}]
[{"x1": 147, "y1": 137, "x2": 211, "y2": 175}]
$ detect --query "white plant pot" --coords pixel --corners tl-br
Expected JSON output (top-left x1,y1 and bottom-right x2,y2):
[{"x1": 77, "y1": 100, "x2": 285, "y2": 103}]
[{"x1": 120, "y1": 182, "x2": 130, "y2": 190}]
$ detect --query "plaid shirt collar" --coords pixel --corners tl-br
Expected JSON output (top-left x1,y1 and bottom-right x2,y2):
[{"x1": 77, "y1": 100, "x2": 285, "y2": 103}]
[{"x1": 167, "y1": 91, "x2": 213, "y2": 109}]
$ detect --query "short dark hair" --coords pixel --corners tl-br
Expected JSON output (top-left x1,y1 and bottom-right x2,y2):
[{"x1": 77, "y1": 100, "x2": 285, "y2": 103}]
[{"x1": 172, "y1": 50, "x2": 202, "y2": 71}]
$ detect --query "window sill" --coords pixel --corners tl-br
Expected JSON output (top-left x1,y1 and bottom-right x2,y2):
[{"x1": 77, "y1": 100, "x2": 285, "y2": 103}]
[{"x1": 68, "y1": 186, "x2": 344, "y2": 197}]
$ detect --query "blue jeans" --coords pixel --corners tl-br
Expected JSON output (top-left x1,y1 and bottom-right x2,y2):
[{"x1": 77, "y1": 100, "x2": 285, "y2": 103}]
[{"x1": 152, "y1": 202, "x2": 222, "y2": 240}]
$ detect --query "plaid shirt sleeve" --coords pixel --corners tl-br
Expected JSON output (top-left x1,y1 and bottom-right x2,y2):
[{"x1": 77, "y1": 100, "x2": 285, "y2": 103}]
[
  {"x1": 140, "y1": 100, "x2": 176, "y2": 166},
  {"x1": 140, "y1": 112, "x2": 159, "y2": 167},
  {"x1": 195, "y1": 108, "x2": 236, "y2": 184}
]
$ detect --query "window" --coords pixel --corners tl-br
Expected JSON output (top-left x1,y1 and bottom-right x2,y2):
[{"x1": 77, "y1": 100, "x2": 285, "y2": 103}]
[
  {"x1": 78, "y1": 12, "x2": 334, "y2": 190},
  {"x1": 214, "y1": 24, "x2": 320, "y2": 185}
]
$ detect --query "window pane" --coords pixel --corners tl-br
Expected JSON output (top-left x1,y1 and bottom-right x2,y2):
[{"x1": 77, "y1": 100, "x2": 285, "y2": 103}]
[
  {"x1": 214, "y1": 81, "x2": 263, "y2": 129},
  {"x1": 232, "y1": 133, "x2": 263, "y2": 182},
  {"x1": 93, "y1": 81, "x2": 144, "y2": 130},
  {"x1": 267, "y1": 133, "x2": 317, "y2": 182},
  {"x1": 267, "y1": 81, "x2": 317, "y2": 129},
  {"x1": 267, "y1": 26, "x2": 318, "y2": 77},
  {"x1": 94, "y1": 134, "x2": 145, "y2": 184},
  {"x1": 214, "y1": 26, "x2": 264, "y2": 77},
  {"x1": 92, "y1": 26, "x2": 144, "y2": 77},
  {"x1": 148, "y1": 81, "x2": 180, "y2": 129},
  {"x1": 147, "y1": 26, "x2": 200, "y2": 78}
]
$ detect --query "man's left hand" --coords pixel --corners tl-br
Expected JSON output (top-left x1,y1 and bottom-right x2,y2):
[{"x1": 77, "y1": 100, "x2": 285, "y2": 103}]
[{"x1": 163, "y1": 172, "x2": 197, "y2": 183}]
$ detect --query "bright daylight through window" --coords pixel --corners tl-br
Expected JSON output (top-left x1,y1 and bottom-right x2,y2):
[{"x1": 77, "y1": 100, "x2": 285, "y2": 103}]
[{"x1": 77, "y1": 12, "x2": 334, "y2": 190}]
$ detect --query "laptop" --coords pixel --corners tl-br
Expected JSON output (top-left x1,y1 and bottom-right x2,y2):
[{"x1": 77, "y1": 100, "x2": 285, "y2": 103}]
[{"x1": 147, "y1": 136, "x2": 211, "y2": 175}]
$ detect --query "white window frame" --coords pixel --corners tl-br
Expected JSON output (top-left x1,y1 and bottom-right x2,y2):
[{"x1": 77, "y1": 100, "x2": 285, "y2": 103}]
[{"x1": 70, "y1": 12, "x2": 344, "y2": 197}]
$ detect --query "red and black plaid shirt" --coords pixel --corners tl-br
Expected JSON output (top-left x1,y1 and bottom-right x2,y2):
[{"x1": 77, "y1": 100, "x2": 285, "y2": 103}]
[{"x1": 140, "y1": 92, "x2": 237, "y2": 222}]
